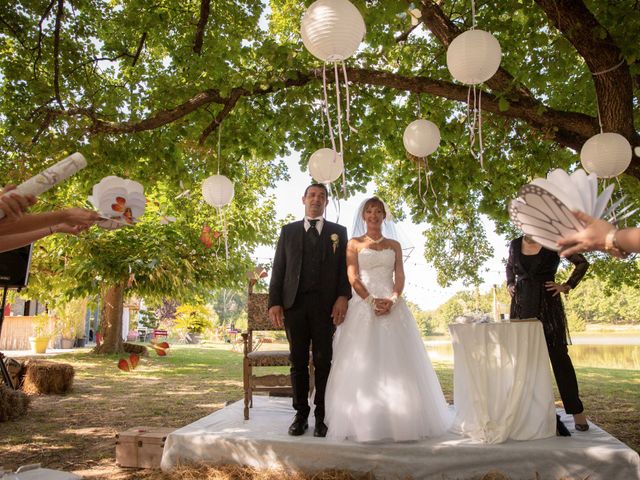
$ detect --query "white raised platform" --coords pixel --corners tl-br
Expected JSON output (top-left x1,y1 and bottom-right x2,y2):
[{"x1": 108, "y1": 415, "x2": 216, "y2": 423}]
[{"x1": 161, "y1": 396, "x2": 640, "y2": 480}]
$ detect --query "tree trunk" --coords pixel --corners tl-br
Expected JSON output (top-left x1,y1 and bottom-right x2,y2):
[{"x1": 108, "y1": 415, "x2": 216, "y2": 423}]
[{"x1": 93, "y1": 282, "x2": 125, "y2": 354}]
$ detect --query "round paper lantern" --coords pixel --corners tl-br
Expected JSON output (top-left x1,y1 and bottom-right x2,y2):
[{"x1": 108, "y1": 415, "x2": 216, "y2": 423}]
[
  {"x1": 301, "y1": 0, "x2": 366, "y2": 62},
  {"x1": 580, "y1": 132, "x2": 632, "y2": 178},
  {"x1": 403, "y1": 119, "x2": 441, "y2": 157},
  {"x1": 308, "y1": 148, "x2": 344, "y2": 183},
  {"x1": 202, "y1": 174, "x2": 234, "y2": 208},
  {"x1": 446, "y1": 29, "x2": 502, "y2": 85}
]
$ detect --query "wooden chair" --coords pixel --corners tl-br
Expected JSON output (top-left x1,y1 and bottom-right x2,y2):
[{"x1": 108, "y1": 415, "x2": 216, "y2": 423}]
[{"x1": 241, "y1": 288, "x2": 314, "y2": 420}]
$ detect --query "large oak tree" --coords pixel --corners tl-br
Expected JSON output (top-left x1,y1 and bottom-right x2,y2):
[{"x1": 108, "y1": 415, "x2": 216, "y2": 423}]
[{"x1": 1, "y1": 0, "x2": 639, "y2": 347}]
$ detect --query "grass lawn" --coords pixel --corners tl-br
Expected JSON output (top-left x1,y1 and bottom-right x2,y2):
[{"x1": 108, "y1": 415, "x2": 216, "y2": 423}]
[{"x1": 0, "y1": 342, "x2": 638, "y2": 479}]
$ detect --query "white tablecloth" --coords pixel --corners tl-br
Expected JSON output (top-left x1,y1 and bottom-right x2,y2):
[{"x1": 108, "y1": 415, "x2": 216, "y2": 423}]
[{"x1": 449, "y1": 321, "x2": 556, "y2": 443}]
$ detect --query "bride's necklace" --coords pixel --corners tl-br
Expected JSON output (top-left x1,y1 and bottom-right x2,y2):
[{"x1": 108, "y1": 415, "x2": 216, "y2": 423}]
[{"x1": 364, "y1": 234, "x2": 384, "y2": 244}]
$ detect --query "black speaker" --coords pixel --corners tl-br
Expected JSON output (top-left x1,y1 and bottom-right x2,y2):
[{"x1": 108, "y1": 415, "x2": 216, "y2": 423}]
[{"x1": 0, "y1": 244, "x2": 33, "y2": 288}]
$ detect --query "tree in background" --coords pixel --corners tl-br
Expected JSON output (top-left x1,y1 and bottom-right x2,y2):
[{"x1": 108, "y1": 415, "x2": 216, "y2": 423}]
[{"x1": 2, "y1": 0, "x2": 639, "y2": 343}]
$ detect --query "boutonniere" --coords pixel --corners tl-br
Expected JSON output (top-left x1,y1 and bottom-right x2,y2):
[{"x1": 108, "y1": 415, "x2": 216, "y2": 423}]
[{"x1": 331, "y1": 233, "x2": 339, "y2": 253}]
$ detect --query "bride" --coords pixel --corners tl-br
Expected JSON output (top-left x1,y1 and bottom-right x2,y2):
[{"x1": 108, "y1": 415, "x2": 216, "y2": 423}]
[{"x1": 325, "y1": 197, "x2": 452, "y2": 442}]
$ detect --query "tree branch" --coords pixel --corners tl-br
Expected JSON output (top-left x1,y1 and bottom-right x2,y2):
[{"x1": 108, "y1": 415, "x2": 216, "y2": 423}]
[
  {"x1": 344, "y1": 67, "x2": 596, "y2": 152},
  {"x1": 198, "y1": 89, "x2": 243, "y2": 145},
  {"x1": 33, "y1": 0, "x2": 56, "y2": 79},
  {"x1": 534, "y1": 0, "x2": 640, "y2": 174},
  {"x1": 53, "y1": 0, "x2": 65, "y2": 108},
  {"x1": 395, "y1": 23, "x2": 420, "y2": 43},
  {"x1": 193, "y1": 0, "x2": 211, "y2": 54},
  {"x1": 38, "y1": 73, "x2": 312, "y2": 136},
  {"x1": 132, "y1": 32, "x2": 147, "y2": 67}
]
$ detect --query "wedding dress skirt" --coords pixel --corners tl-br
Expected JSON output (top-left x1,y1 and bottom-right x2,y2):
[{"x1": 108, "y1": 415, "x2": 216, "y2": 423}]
[{"x1": 325, "y1": 248, "x2": 452, "y2": 442}]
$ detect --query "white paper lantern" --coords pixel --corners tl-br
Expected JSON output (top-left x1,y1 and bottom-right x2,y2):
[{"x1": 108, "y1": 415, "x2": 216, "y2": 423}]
[
  {"x1": 202, "y1": 174, "x2": 234, "y2": 208},
  {"x1": 301, "y1": 0, "x2": 366, "y2": 62},
  {"x1": 446, "y1": 29, "x2": 502, "y2": 85},
  {"x1": 580, "y1": 132, "x2": 632, "y2": 178},
  {"x1": 308, "y1": 148, "x2": 344, "y2": 183},
  {"x1": 403, "y1": 119, "x2": 441, "y2": 157}
]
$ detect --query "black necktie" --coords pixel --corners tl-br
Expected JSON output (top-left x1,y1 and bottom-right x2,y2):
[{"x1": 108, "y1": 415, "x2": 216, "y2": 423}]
[{"x1": 308, "y1": 219, "x2": 320, "y2": 238}]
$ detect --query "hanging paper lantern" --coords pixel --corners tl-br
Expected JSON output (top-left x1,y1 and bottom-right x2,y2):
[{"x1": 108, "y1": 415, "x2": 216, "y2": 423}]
[
  {"x1": 308, "y1": 148, "x2": 344, "y2": 184},
  {"x1": 580, "y1": 132, "x2": 632, "y2": 179},
  {"x1": 446, "y1": 29, "x2": 502, "y2": 85},
  {"x1": 301, "y1": 0, "x2": 366, "y2": 62},
  {"x1": 202, "y1": 174, "x2": 234, "y2": 208},
  {"x1": 403, "y1": 119, "x2": 441, "y2": 157}
]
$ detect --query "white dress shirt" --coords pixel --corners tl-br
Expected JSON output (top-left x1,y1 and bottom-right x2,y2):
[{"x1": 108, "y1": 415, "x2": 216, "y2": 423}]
[{"x1": 304, "y1": 216, "x2": 324, "y2": 235}]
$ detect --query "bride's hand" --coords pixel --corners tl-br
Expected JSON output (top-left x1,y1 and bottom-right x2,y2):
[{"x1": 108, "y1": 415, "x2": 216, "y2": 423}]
[{"x1": 374, "y1": 298, "x2": 392, "y2": 316}]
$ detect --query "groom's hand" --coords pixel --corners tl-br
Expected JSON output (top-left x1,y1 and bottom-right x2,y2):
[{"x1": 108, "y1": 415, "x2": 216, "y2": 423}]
[
  {"x1": 331, "y1": 296, "x2": 348, "y2": 325},
  {"x1": 269, "y1": 306, "x2": 284, "y2": 328}
]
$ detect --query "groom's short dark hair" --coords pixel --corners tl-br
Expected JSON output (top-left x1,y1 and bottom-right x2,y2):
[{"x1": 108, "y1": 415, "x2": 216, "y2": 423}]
[{"x1": 304, "y1": 183, "x2": 329, "y2": 198}]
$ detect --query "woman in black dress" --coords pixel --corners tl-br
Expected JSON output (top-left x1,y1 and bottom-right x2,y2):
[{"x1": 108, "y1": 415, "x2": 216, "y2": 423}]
[{"x1": 506, "y1": 235, "x2": 589, "y2": 432}]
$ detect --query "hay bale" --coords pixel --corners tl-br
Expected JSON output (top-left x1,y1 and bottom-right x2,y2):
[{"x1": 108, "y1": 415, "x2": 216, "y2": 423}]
[
  {"x1": 3, "y1": 357, "x2": 25, "y2": 389},
  {"x1": 124, "y1": 342, "x2": 148, "y2": 356},
  {"x1": 21, "y1": 360, "x2": 75, "y2": 395},
  {"x1": 480, "y1": 472, "x2": 510, "y2": 480},
  {"x1": 0, "y1": 384, "x2": 30, "y2": 422}
]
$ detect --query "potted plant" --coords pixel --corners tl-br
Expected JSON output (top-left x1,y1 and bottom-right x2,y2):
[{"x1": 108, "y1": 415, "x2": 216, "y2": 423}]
[
  {"x1": 29, "y1": 312, "x2": 52, "y2": 354},
  {"x1": 54, "y1": 298, "x2": 87, "y2": 349},
  {"x1": 175, "y1": 304, "x2": 214, "y2": 344}
]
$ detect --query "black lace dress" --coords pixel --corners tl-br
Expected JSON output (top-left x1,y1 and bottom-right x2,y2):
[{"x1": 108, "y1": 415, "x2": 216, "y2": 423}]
[{"x1": 506, "y1": 237, "x2": 588, "y2": 347}]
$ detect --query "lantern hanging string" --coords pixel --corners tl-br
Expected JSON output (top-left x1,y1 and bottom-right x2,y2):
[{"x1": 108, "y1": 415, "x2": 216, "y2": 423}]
[
  {"x1": 218, "y1": 206, "x2": 229, "y2": 263},
  {"x1": 467, "y1": 85, "x2": 485, "y2": 169},
  {"x1": 333, "y1": 61, "x2": 347, "y2": 195},
  {"x1": 471, "y1": 0, "x2": 477, "y2": 29},
  {"x1": 341, "y1": 62, "x2": 358, "y2": 134},
  {"x1": 217, "y1": 124, "x2": 222, "y2": 174},
  {"x1": 322, "y1": 64, "x2": 338, "y2": 154},
  {"x1": 328, "y1": 181, "x2": 341, "y2": 223}
]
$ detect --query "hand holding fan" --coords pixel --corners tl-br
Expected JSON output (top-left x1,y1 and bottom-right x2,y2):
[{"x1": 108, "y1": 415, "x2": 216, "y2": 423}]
[
  {"x1": 509, "y1": 169, "x2": 632, "y2": 252},
  {"x1": 0, "y1": 152, "x2": 87, "y2": 219}
]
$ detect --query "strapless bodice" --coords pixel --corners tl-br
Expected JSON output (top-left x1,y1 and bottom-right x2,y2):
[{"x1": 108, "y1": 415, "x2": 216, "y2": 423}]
[{"x1": 357, "y1": 248, "x2": 395, "y2": 298}]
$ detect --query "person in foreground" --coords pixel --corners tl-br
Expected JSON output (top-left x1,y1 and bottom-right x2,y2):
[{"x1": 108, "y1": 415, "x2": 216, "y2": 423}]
[
  {"x1": 268, "y1": 183, "x2": 351, "y2": 437},
  {"x1": 0, "y1": 185, "x2": 100, "y2": 253},
  {"x1": 557, "y1": 210, "x2": 638, "y2": 258},
  {"x1": 506, "y1": 235, "x2": 589, "y2": 433},
  {"x1": 324, "y1": 197, "x2": 451, "y2": 442}
]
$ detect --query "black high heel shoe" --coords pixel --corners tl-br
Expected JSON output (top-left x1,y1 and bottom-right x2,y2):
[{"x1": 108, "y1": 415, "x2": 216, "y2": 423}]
[{"x1": 556, "y1": 415, "x2": 571, "y2": 437}]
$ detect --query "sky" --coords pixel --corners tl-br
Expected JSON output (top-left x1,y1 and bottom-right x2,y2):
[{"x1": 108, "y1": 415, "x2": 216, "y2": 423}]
[{"x1": 253, "y1": 153, "x2": 510, "y2": 312}]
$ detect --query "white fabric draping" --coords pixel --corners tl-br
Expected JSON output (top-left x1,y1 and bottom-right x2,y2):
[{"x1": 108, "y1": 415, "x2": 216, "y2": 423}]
[
  {"x1": 160, "y1": 396, "x2": 640, "y2": 479},
  {"x1": 449, "y1": 321, "x2": 556, "y2": 443}
]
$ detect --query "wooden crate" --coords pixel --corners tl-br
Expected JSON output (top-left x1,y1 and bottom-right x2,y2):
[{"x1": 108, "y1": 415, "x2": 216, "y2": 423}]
[{"x1": 115, "y1": 426, "x2": 174, "y2": 469}]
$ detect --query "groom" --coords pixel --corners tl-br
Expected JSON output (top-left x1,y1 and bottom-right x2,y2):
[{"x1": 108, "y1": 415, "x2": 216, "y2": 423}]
[{"x1": 268, "y1": 183, "x2": 351, "y2": 437}]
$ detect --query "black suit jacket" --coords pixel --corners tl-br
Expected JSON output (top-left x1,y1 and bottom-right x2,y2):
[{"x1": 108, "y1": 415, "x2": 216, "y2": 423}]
[{"x1": 268, "y1": 220, "x2": 351, "y2": 310}]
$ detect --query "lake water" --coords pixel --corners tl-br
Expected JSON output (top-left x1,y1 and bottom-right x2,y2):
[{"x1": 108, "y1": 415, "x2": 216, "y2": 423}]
[{"x1": 425, "y1": 335, "x2": 640, "y2": 370}]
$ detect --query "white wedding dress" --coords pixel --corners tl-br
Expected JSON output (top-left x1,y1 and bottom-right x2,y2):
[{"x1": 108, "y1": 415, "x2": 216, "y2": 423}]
[{"x1": 325, "y1": 248, "x2": 452, "y2": 442}]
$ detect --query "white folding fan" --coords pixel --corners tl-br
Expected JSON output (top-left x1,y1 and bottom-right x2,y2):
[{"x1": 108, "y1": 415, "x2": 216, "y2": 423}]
[
  {"x1": 509, "y1": 169, "x2": 634, "y2": 251},
  {"x1": 89, "y1": 176, "x2": 146, "y2": 229}
]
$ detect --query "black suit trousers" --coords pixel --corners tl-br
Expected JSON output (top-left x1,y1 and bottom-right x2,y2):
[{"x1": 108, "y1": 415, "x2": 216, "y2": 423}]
[
  {"x1": 284, "y1": 291, "x2": 334, "y2": 419},
  {"x1": 548, "y1": 343, "x2": 584, "y2": 415}
]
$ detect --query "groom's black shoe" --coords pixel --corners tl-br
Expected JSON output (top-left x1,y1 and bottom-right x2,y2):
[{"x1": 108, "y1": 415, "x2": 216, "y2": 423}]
[
  {"x1": 288, "y1": 414, "x2": 309, "y2": 436},
  {"x1": 314, "y1": 419, "x2": 328, "y2": 437}
]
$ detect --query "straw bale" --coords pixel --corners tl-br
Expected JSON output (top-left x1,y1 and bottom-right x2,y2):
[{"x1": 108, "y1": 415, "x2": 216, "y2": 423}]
[
  {"x1": 124, "y1": 342, "x2": 148, "y2": 356},
  {"x1": 145, "y1": 464, "x2": 380, "y2": 480},
  {"x1": 480, "y1": 472, "x2": 510, "y2": 480},
  {"x1": 21, "y1": 359, "x2": 75, "y2": 394},
  {"x1": 0, "y1": 384, "x2": 30, "y2": 422}
]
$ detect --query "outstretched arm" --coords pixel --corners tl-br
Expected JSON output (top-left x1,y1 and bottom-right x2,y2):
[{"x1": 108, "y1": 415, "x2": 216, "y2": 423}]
[
  {"x1": 0, "y1": 223, "x2": 91, "y2": 254},
  {"x1": 558, "y1": 211, "x2": 640, "y2": 258},
  {"x1": 0, "y1": 208, "x2": 100, "y2": 236}
]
